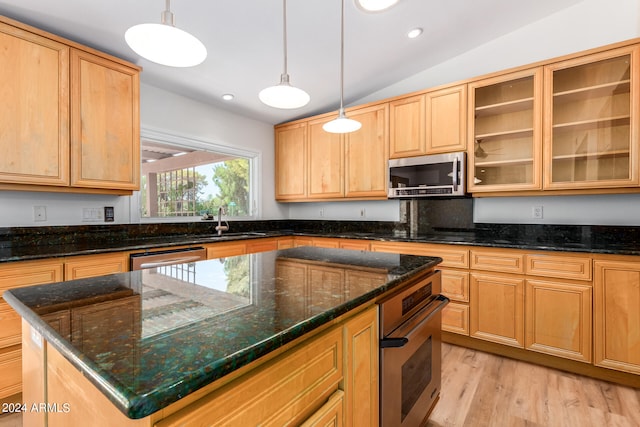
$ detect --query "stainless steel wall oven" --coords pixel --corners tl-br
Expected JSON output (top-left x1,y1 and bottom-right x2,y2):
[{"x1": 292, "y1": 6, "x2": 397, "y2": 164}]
[{"x1": 378, "y1": 270, "x2": 449, "y2": 426}]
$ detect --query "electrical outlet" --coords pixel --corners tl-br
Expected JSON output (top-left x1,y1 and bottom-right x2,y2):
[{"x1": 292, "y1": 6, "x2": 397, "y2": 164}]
[
  {"x1": 33, "y1": 206, "x2": 47, "y2": 222},
  {"x1": 82, "y1": 207, "x2": 103, "y2": 222},
  {"x1": 532, "y1": 205, "x2": 543, "y2": 219}
]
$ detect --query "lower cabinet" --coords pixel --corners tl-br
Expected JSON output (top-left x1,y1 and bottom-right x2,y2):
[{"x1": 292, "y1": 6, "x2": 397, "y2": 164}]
[
  {"x1": 525, "y1": 279, "x2": 592, "y2": 363},
  {"x1": 470, "y1": 272, "x2": 525, "y2": 348},
  {"x1": 594, "y1": 260, "x2": 640, "y2": 375},
  {"x1": 440, "y1": 269, "x2": 470, "y2": 335}
]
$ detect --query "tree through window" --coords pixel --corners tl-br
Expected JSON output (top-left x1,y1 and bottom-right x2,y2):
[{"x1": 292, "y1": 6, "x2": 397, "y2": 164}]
[{"x1": 140, "y1": 140, "x2": 252, "y2": 219}]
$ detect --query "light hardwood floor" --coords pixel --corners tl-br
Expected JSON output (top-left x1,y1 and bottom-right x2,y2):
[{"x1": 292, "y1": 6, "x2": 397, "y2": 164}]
[
  {"x1": 1, "y1": 343, "x2": 639, "y2": 426},
  {"x1": 428, "y1": 343, "x2": 640, "y2": 427}
]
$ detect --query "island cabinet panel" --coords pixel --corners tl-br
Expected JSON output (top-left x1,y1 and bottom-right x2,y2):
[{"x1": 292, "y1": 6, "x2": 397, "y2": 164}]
[
  {"x1": 63, "y1": 252, "x2": 129, "y2": 280},
  {"x1": 157, "y1": 327, "x2": 344, "y2": 427},
  {"x1": 594, "y1": 260, "x2": 640, "y2": 375},
  {"x1": 0, "y1": 20, "x2": 70, "y2": 186},
  {"x1": 470, "y1": 272, "x2": 525, "y2": 348},
  {"x1": 275, "y1": 122, "x2": 308, "y2": 200},
  {"x1": 525, "y1": 279, "x2": 592, "y2": 363},
  {"x1": 301, "y1": 390, "x2": 345, "y2": 426},
  {"x1": 70, "y1": 49, "x2": 140, "y2": 190}
]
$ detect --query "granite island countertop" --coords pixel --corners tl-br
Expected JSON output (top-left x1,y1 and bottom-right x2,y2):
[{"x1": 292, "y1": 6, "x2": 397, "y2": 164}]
[{"x1": 4, "y1": 246, "x2": 441, "y2": 419}]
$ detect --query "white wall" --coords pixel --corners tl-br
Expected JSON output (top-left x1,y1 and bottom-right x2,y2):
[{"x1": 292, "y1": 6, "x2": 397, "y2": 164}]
[{"x1": 0, "y1": 84, "x2": 283, "y2": 227}]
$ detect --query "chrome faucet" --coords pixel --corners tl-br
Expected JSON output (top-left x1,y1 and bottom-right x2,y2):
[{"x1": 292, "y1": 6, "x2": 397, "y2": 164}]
[{"x1": 215, "y1": 206, "x2": 229, "y2": 236}]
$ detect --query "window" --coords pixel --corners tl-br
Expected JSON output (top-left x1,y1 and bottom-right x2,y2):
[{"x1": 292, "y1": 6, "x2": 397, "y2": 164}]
[{"x1": 137, "y1": 130, "x2": 258, "y2": 220}]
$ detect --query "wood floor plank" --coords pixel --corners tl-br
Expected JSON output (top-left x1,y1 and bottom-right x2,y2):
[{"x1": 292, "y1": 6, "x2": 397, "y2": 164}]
[{"x1": 428, "y1": 344, "x2": 640, "y2": 427}]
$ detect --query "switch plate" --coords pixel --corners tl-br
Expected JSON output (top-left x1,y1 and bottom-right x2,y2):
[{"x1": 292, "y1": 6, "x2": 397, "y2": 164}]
[
  {"x1": 104, "y1": 206, "x2": 115, "y2": 222},
  {"x1": 33, "y1": 206, "x2": 47, "y2": 222}
]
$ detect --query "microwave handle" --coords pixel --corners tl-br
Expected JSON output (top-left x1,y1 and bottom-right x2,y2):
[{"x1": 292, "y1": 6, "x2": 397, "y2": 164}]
[{"x1": 452, "y1": 156, "x2": 459, "y2": 191}]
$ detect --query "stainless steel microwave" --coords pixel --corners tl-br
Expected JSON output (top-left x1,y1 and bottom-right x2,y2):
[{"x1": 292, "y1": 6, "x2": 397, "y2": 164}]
[{"x1": 388, "y1": 152, "x2": 466, "y2": 198}]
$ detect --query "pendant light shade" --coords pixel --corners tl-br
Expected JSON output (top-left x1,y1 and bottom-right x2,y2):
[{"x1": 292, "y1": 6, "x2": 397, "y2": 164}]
[
  {"x1": 355, "y1": 0, "x2": 399, "y2": 12},
  {"x1": 259, "y1": 0, "x2": 310, "y2": 109},
  {"x1": 323, "y1": 0, "x2": 361, "y2": 134},
  {"x1": 125, "y1": 0, "x2": 207, "y2": 67}
]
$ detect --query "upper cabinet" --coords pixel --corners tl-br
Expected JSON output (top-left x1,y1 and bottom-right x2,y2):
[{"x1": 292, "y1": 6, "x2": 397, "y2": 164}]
[
  {"x1": 275, "y1": 103, "x2": 388, "y2": 202},
  {"x1": 389, "y1": 84, "x2": 466, "y2": 159},
  {"x1": 468, "y1": 68, "x2": 543, "y2": 192},
  {"x1": 0, "y1": 16, "x2": 140, "y2": 195},
  {"x1": 543, "y1": 46, "x2": 640, "y2": 190}
]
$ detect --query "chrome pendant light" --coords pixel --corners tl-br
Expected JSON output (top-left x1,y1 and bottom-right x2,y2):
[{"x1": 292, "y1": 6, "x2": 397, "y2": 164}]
[
  {"x1": 323, "y1": 0, "x2": 361, "y2": 134},
  {"x1": 259, "y1": 0, "x2": 310, "y2": 109},
  {"x1": 125, "y1": 0, "x2": 207, "y2": 67}
]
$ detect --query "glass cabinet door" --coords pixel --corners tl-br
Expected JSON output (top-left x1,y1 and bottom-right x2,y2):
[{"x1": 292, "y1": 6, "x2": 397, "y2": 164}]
[
  {"x1": 468, "y1": 68, "x2": 543, "y2": 192},
  {"x1": 544, "y1": 46, "x2": 639, "y2": 189}
]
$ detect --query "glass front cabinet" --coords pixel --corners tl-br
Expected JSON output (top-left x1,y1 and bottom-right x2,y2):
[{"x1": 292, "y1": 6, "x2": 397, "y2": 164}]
[
  {"x1": 544, "y1": 46, "x2": 639, "y2": 190},
  {"x1": 468, "y1": 68, "x2": 543, "y2": 192}
]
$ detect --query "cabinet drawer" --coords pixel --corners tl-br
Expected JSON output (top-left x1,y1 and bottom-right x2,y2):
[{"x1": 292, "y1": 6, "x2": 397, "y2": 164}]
[
  {"x1": 526, "y1": 254, "x2": 592, "y2": 281},
  {"x1": 301, "y1": 390, "x2": 344, "y2": 427},
  {"x1": 64, "y1": 253, "x2": 128, "y2": 280},
  {"x1": 471, "y1": 249, "x2": 525, "y2": 274},
  {"x1": 371, "y1": 242, "x2": 469, "y2": 268},
  {"x1": 0, "y1": 346, "x2": 21, "y2": 399},
  {"x1": 441, "y1": 269, "x2": 469, "y2": 302},
  {"x1": 442, "y1": 302, "x2": 469, "y2": 336},
  {"x1": 157, "y1": 327, "x2": 343, "y2": 427},
  {"x1": 206, "y1": 242, "x2": 247, "y2": 259},
  {"x1": 0, "y1": 260, "x2": 63, "y2": 296},
  {"x1": 0, "y1": 302, "x2": 21, "y2": 348},
  {"x1": 246, "y1": 238, "x2": 279, "y2": 253}
]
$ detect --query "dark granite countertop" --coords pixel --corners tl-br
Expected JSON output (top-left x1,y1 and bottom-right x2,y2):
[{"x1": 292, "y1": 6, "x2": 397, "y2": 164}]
[
  {"x1": 4, "y1": 247, "x2": 441, "y2": 419},
  {"x1": 1, "y1": 221, "x2": 640, "y2": 263}
]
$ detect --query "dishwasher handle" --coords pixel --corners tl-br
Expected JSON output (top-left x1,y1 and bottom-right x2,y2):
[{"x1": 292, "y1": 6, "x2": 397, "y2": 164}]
[{"x1": 139, "y1": 256, "x2": 204, "y2": 269}]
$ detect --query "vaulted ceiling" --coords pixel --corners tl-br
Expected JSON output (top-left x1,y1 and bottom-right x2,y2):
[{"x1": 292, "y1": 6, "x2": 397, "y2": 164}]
[{"x1": 0, "y1": 0, "x2": 582, "y2": 124}]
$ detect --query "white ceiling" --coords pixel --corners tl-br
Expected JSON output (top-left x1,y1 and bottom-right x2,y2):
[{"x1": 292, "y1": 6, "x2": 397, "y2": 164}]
[{"x1": 0, "y1": 0, "x2": 582, "y2": 125}]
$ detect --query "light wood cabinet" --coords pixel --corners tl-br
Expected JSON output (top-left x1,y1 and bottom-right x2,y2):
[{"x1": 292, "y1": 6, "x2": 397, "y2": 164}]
[
  {"x1": 0, "y1": 259, "x2": 64, "y2": 399},
  {"x1": 275, "y1": 122, "x2": 307, "y2": 200},
  {"x1": 470, "y1": 272, "x2": 525, "y2": 348},
  {"x1": 470, "y1": 248, "x2": 525, "y2": 274},
  {"x1": 544, "y1": 46, "x2": 640, "y2": 190},
  {"x1": 308, "y1": 116, "x2": 344, "y2": 199},
  {"x1": 0, "y1": 19, "x2": 69, "y2": 186},
  {"x1": 205, "y1": 241, "x2": 247, "y2": 259},
  {"x1": 525, "y1": 278, "x2": 592, "y2": 363},
  {"x1": 468, "y1": 68, "x2": 543, "y2": 192},
  {"x1": 64, "y1": 252, "x2": 129, "y2": 280},
  {"x1": 70, "y1": 49, "x2": 140, "y2": 190},
  {"x1": 593, "y1": 259, "x2": 640, "y2": 374},
  {"x1": 0, "y1": 16, "x2": 140, "y2": 194},
  {"x1": 301, "y1": 390, "x2": 344, "y2": 427},
  {"x1": 389, "y1": 94, "x2": 426, "y2": 158},
  {"x1": 425, "y1": 84, "x2": 467, "y2": 154},
  {"x1": 344, "y1": 103, "x2": 389, "y2": 199}
]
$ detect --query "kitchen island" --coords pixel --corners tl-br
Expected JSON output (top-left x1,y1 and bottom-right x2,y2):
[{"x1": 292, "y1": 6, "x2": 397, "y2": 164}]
[{"x1": 4, "y1": 247, "x2": 441, "y2": 426}]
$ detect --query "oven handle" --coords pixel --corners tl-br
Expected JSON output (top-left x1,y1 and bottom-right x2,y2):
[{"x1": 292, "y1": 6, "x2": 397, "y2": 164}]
[
  {"x1": 452, "y1": 156, "x2": 459, "y2": 191},
  {"x1": 139, "y1": 256, "x2": 203, "y2": 269},
  {"x1": 380, "y1": 295, "x2": 449, "y2": 349}
]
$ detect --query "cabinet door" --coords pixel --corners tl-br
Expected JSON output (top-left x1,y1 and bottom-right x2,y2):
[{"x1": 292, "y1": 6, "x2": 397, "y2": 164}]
[
  {"x1": 344, "y1": 104, "x2": 389, "y2": 198},
  {"x1": 308, "y1": 116, "x2": 344, "y2": 199},
  {"x1": 468, "y1": 68, "x2": 543, "y2": 192},
  {"x1": 442, "y1": 302, "x2": 469, "y2": 336},
  {"x1": 70, "y1": 49, "x2": 140, "y2": 190},
  {"x1": 594, "y1": 260, "x2": 640, "y2": 374},
  {"x1": 275, "y1": 122, "x2": 308, "y2": 200},
  {"x1": 544, "y1": 46, "x2": 640, "y2": 189},
  {"x1": 525, "y1": 279, "x2": 592, "y2": 363},
  {"x1": 470, "y1": 272, "x2": 524, "y2": 348},
  {"x1": 206, "y1": 242, "x2": 247, "y2": 259},
  {"x1": 425, "y1": 84, "x2": 467, "y2": 154},
  {"x1": 389, "y1": 94, "x2": 426, "y2": 158},
  {"x1": 0, "y1": 21, "x2": 70, "y2": 186}
]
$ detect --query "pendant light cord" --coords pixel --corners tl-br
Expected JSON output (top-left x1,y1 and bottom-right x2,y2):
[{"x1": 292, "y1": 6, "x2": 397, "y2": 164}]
[
  {"x1": 339, "y1": 0, "x2": 345, "y2": 112},
  {"x1": 282, "y1": 0, "x2": 289, "y2": 76}
]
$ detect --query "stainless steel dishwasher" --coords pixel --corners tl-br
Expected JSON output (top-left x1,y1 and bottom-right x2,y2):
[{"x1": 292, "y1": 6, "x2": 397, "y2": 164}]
[{"x1": 130, "y1": 247, "x2": 207, "y2": 270}]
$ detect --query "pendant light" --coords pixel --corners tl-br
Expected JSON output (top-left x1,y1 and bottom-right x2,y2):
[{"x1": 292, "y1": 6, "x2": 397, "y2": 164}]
[
  {"x1": 125, "y1": 0, "x2": 207, "y2": 67},
  {"x1": 355, "y1": 0, "x2": 399, "y2": 12},
  {"x1": 323, "y1": 0, "x2": 361, "y2": 134},
  {"x1": 259, "y1": 0, "x2": 310, "y2": 109}
]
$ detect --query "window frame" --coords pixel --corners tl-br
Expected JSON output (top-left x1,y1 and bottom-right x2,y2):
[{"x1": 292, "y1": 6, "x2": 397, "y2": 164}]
[{"x1": 132, "y1": 127, "x2": 261, "y2": 223}]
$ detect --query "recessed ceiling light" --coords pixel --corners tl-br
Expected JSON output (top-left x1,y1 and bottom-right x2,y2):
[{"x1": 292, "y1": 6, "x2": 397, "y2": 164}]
[
  {"x1": 355, "y1": 0, "x2": 399, "y2": 12},
  {"x1": 407, "y1": 27, "x2": 423, "y2": 39},
  {"x1": 222, "y1": 94, "x2": 234, "y2": 101}
]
